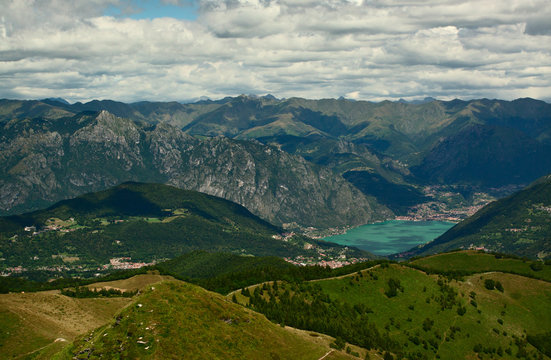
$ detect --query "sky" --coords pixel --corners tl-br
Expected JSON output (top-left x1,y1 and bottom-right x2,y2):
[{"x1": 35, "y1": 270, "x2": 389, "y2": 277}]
[{"x1": 1, "y1": 0, "x2": 551, "y2": 103}]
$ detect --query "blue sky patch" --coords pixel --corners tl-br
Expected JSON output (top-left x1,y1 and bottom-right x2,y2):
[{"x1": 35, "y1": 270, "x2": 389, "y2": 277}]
[{"x1": 104, "y1": 0, "x2": 198, "y2": 21}]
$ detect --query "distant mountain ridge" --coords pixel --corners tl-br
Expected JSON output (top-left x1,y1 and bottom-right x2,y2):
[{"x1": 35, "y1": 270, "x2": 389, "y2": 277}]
[
  {"x1": 2, "y1": 96, "x2": 549, "y2": 188},
  {"x1": 3, "y1": 97, "x2": 549, "y2": 156},
  {"x1": 402, "y1": 175, "x2": 551, "y2": 259},
  {"x1": 0, "y1": 109, "x2": 389, "y2": 229}
]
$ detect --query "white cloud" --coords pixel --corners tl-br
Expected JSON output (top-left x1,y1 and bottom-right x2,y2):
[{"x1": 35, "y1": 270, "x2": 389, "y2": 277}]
[{"x1": 0, "y1": 0, "x2": 550, "y2": 102}]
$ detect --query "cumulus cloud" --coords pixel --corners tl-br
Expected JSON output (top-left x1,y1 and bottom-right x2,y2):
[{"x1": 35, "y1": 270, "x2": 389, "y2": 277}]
[{"x1": 0, "y1": 0, "x2": 550, "y2": 102}]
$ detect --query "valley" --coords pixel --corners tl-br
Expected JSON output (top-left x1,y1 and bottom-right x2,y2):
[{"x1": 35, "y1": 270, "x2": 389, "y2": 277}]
[
  {"x1": 2, "y1": 1, "x2": 551, "y2": 358},
  {"x1": 1, "y1": 96, "x2": 551, "y2": 359}
]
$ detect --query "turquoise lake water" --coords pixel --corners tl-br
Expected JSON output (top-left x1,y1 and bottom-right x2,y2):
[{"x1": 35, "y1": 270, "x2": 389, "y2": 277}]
[{"x1": 323, "y1": 220, "x2": 455, "y2": 255}]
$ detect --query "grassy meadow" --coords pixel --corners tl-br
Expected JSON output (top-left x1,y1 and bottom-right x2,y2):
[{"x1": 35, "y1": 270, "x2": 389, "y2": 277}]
[
  {"x1": 0, "y1": 274, "x2": 172, "y2": 359},
  {"x1": 238, "y1": 262, "x2": 551, "y2": 359}
]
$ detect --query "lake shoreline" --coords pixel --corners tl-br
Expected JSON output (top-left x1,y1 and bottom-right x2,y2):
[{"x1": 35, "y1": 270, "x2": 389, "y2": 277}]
[{"x1": 322, "y1": 220, "x2": 455, "y2": 256}]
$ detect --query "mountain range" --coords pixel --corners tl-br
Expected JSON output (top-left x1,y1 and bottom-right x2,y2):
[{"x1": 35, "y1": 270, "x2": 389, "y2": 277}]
[
  {"x1": 2, "y1": 91, "x2": 551, "y2": 360},
  {"x1": 2, "y1": 96, "x2": 551, "y2": 255},
  {"x1": 0, "y1": 107, "x2": 389, "y2": 230},
  {"x1": 31, "y1": 95, "x2": 551, "y2": 184}
]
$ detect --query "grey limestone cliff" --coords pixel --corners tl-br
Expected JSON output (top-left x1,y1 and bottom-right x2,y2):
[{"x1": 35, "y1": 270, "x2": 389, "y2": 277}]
[{"x1": 0, "y1": 111, "x2": 391, "y2": 229}]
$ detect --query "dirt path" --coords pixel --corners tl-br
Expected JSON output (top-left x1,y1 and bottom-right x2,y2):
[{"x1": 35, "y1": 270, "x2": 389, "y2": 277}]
[
  {"x1": 318, "y1": 349, "x2": 334, "y2": 360},
  {"x1": 226, "y1": 264, "x2": 381, "y2": 298},
  {"x1": 13, "y1": 338, "x2": 66, "y2": 360},
  {"x1": 226, "y1": 280, "x2": 276, "y2": 298},
  {"x1": 309, "y1": 264, "x2": 380, "y2": 282}
]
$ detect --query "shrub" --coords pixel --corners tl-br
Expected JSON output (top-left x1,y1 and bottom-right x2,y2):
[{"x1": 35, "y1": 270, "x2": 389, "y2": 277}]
[{"x1": 423, "y1": 318, "x2": 434, "y2": 332}]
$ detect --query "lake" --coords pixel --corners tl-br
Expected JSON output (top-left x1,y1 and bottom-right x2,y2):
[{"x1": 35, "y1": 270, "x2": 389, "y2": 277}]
[{"x1": 323, "y1": 220, "x2": 455, "y2": 255}]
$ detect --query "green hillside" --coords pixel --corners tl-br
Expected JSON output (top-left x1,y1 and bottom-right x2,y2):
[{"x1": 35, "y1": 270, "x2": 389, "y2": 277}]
[
  {"x1": 238, "y1": 263, "x2": 551, "y2": 359},
  {"x1": 3, "y1": 252, "x2": 551, "y2": 359},
  {"x1": 54, "y1": 280, "x2": 361, "y2": 360},
  {"x1": 5, "y1": 181, "x2": 278, "y2": 232},
  {"x1": 410, "y1": 251, "x2": 551, "y2": 282},
  {"x1": 0, "y1": 183, "x2": 371, "y2": 276},
  {"x1": 405, "y1": 175, "x2": 551, "y2": 259}
]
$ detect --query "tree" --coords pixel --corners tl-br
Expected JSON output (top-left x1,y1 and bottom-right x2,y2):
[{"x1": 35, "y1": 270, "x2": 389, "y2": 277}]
[
  {"x1": 385, "y1": 278, "x2": 403, "y2": 298},
  {"x1": 484, "y1": 279, "x2": 495, "y2": 290},
  {"x1": 330, "y1": 336, "x2": 345, "y2": 350}
]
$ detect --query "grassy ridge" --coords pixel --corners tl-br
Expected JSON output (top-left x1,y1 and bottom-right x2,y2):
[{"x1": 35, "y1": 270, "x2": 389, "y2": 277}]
[
  {"x1": 0, "y1": 274, "x2": 172, "y2": 359},
  {"x1": 54, "y1": 281, "x2": 359, "y2": 360},
  {"x1": 410, "y1": 251, "x2": 551, "y2": 282},
  {"x1": 155, "y1": 251, "x2": 386, "y2": 294}
]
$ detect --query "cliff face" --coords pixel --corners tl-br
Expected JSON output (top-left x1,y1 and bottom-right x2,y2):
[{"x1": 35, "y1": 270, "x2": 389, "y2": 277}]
[
  {"x1": 0, "y1": 111, "x2": 391, "y2": 229},
  {"x1": 159, "y1": 135, "x2": 390, "y2": 228}
]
